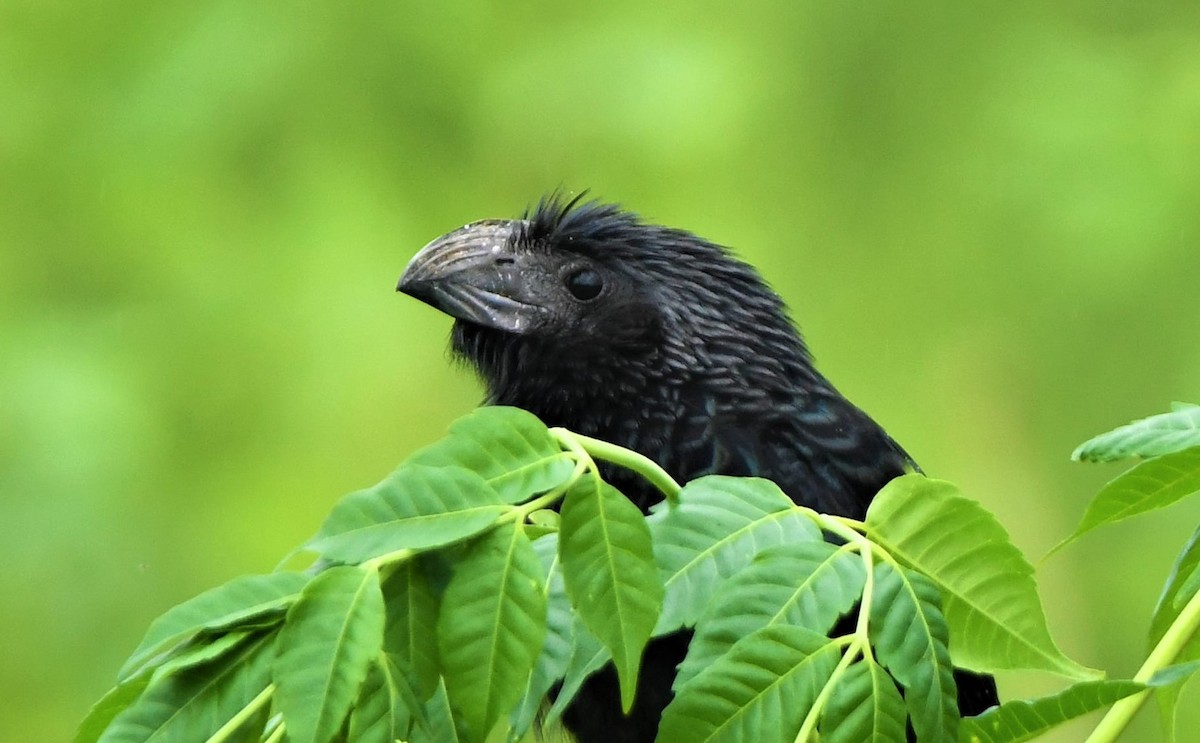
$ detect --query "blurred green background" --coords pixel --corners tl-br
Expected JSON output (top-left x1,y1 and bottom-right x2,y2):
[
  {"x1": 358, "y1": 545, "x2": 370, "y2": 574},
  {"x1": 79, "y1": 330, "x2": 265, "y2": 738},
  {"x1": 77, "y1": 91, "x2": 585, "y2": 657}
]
[{"x1": 3, "y1": 1, "x2": 1199, "y2": 740}]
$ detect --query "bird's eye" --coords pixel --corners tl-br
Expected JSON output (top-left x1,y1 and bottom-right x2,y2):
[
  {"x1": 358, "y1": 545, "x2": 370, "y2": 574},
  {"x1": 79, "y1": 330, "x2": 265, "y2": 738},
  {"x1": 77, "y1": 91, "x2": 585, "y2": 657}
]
[{"x1": 565, "y1": 268, "x2": 603, "y2": 301}]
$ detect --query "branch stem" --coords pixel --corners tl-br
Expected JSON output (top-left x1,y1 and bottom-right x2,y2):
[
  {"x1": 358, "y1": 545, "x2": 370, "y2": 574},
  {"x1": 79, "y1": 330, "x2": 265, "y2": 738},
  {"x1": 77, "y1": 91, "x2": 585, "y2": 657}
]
[
  {"x1": 262, "y1": 720, "x2": 286, "y2": 743},
  {"x1": 795, "y1": 639, "x2": 864, "y2": 743},
  {"x1": 553, "y1": 429, "x2": 681, "y2": 504},
  {"x1": 818, "y1": 513, "x2": 870, "y2": 545},
  {"x1": 1086, "y1": 586, "x2": 1200, "y2": 743},
  {"x1": 205, "y1": 683, "x2": 274, "y2": 743},
  {"x1": 855, "y1": 541, "x2": 876, "y2": 663}
]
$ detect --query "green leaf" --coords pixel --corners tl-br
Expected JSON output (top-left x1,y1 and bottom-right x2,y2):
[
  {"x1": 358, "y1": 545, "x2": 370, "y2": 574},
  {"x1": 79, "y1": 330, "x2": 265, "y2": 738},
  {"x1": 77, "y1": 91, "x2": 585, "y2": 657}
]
[
  {"x1": 1177, "y1": 564, "x2": 1200, "y2": 611},
  {"x1": 437, "y1": 523, "x2": 547, "y2": 743},
  {"x1": 958, "y1": 680, "x2": 1146, "y2": 743},
  {"x1": 150, "y1": 631, "x2": 258, "y2": 680},
  {"x1": 542, "y1": 618, "x2": 608, "y2": 729},
  {"x1": 522, "y1": 524, "x2": 558, "y2": 540},
  {"x1": 648, "y1": 476, "x2": 822, "y2": 635},
  {"x1": 528, "y1": 508, "x2": 561, "y2": 529},
  {"x1": 381, "y1": 557, "x2": 441, "y2": 699},
  {"x1": 406, "y1": 406, "x2": 577, "y2": 503},
  {"x1": 1149, "y1": 659, "x2": 1200, "y2": 742},
  {"x1": 75, "y1": 674, "x2": 154, "y2": 743},
  {"x1": 657, "y1": 625, "x2": 841, "y2": 743},
  {"x1": 389, "y1": 654, "x2": 432, "y2": 735},
  {"x1": 675, "y1": 541, "x2": 865, "y2": 689},
  {"x1": 866, "y1": 475, "x2": 1098, "y2": 680},
  {"x1": 509, "y1": 534, "x2": 574, "y2": 741},
  {"x1": 274, "y1": 565, "x2": 386, "y2": 743},
  {"x1": 410, "y1": 677, "x2": 465, "y2": 743},
  {"x1": 119, "y1": 572, "x2": 307, "y2": 681},
  {"x1": 870, "y1": 562, "x2": 959, "y2": 743},
  {"x1": 1152, "y1": 525, "x2": 1200, "y2": 648},
  {"x1": 100, "y1": 632, "x2": 275, "y2": 743},
  {"x1": 1158, "y1": 681, "x2": 1190, "y2": 743},
  {"x1": 1150, "y1": 659, "x2": 1200, "y2": 687},
  {"x1": 1072, "y1": 405, "x2": 1200, "y2": 462},
  {"x1": 1054, "y1": 446, "x2": 1200, "y2": 552},
  {"x1": 1151, "y1": 525, "x2": 1200, "y2": 741},
  {"x1": 819, "y1": 657, "x2": 907, "y2": 743},
  {"x1": 560, "y1": 476, "x2": 663, "y2": 712},
  {"x1": 308, "y1": 465, "x2": 511, "y2": 563},
  {"x1": 1152, "y1": 661, "x2": 1200, "y2": 743},
  {"x1": 347, "y1": 656, "x2": 408, "y2": 743}
]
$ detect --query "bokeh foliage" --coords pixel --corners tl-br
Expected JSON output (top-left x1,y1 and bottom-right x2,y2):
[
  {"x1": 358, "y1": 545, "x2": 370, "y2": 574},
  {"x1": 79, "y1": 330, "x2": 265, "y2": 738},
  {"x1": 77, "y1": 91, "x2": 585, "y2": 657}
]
[{"x1": 1, "y1": 1, "x2": 1198, "y2": 740}]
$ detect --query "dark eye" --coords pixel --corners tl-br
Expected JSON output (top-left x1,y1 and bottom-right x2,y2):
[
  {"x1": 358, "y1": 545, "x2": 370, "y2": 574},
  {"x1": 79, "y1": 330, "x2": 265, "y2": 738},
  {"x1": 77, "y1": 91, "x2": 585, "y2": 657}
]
[{"x1": 565, "y1": 268, "x2": 603, "y2": 301}]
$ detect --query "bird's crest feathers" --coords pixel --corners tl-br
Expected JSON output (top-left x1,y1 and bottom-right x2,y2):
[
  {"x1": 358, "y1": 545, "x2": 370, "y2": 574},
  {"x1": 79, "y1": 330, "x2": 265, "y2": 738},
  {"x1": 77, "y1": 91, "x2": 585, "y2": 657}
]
[{"x1": 514, "y1": 189, "x2": 644, "y2": 253}]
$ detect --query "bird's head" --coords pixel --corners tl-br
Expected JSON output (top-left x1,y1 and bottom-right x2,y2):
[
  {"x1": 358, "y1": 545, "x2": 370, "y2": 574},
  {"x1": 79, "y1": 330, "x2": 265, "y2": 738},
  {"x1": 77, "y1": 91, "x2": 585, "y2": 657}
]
[{"x1": 398, "y1": 193, "x2": 812, "y2": 414}]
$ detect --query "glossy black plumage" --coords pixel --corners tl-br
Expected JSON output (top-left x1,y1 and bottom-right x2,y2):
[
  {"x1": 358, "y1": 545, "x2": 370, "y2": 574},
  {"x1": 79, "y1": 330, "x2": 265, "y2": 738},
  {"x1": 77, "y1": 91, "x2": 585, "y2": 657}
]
[{"x1": 399, "y1": 194, "x2": 998, "y2": 742}]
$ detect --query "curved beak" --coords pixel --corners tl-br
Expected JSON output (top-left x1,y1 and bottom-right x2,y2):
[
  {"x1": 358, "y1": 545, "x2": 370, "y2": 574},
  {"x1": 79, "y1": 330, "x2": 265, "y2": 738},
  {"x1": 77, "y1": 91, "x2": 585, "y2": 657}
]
[{"x1": 397, "y1": 219, "x2": 544, "y2": 334}]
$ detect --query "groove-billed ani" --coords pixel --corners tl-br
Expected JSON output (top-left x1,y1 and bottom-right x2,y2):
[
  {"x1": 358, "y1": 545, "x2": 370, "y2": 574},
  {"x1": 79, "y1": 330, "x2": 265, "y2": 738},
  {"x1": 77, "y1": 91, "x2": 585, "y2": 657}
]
[{"x1": 398, "y1": 194, "x2": 998, "y2": 742}]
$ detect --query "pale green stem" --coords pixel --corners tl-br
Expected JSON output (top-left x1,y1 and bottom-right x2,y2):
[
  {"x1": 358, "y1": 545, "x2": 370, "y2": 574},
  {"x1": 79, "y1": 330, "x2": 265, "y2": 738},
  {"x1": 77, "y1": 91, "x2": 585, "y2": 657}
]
[
  {"x1": 516, "y1": 488, "x2": 566, "y2": 517},
  {"x1": 551, "y1": 427, "x2": 603, "y2": 489},
  {"x1": 815, "y1": 512, "x2": 870, "y2": 545},
  {"x1": 855, "y1": 540, "x2": 877, "y2": 663},
  {"x1": 503, "y1": 452, "x2": 589, "y2": 523},
  {"x1": 795, "y1": 637, "x2": 864, "y2": 743},
  {"x1": 261, "y1": 720, "x2": 286, "y2": 743},
  {"x1": 553, "y1": 428, "x2": 682, "y2": 504},
  {"x1": 206, "y1": 683, "x2": 274, "y2": 743},
  {"x1": 831, "y1": 515, "x2": 905, "y2": 570},
  {"x1": 790, "y1": 514, "x2": 883, "y2": 742},
  {"x1": 503, "y1": 481, "x2": 575, "y2": 522},
  {"x1": 1086, "y1": 586, "x2": 1200, "y2": 743}
]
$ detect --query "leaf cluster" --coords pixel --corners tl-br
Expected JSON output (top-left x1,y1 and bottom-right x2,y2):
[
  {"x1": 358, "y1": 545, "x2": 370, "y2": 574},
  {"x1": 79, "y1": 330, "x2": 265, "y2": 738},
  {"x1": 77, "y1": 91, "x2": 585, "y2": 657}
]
[{"x1": 76, "y1": 403, "x2": 1200, "y2": 743}]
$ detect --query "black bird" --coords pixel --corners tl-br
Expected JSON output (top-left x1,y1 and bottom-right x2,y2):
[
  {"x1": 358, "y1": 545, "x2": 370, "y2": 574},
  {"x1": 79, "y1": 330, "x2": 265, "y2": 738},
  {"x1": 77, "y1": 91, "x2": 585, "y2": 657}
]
[{"x1": 398, "y1": 194, "x2": 998, "y2": 742}]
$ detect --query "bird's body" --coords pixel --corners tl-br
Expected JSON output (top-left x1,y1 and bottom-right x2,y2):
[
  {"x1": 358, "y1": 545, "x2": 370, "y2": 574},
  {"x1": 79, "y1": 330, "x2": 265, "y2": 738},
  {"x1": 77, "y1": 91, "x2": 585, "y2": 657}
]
[{"x1": 399, "y1": 194, "x2": 997, "y2": 742}]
